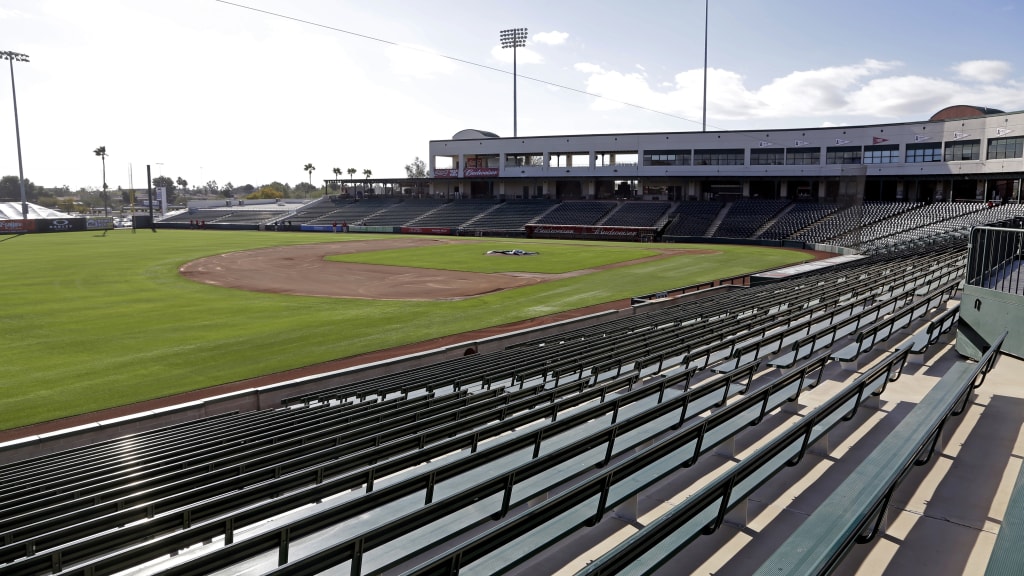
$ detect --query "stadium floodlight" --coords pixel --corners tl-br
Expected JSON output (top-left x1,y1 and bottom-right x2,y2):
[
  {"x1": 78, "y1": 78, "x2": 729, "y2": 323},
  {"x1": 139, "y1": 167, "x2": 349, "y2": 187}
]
[
  {"x1": 1, "y1": 50, "x2": 30, "y2": 220},
  {"x1": 499, "y1": 27, "x2": 527, "y2": 138}
]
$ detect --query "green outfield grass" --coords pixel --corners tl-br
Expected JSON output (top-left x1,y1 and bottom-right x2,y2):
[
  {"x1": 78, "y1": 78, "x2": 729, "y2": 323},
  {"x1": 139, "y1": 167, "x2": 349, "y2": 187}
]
[{"x1": 0, "y1": 230, "x2": 810, "y2": 430}]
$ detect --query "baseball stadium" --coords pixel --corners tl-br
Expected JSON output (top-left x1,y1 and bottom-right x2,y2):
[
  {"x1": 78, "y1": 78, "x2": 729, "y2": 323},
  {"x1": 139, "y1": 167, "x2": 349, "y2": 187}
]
[{"x1": 1, "y1": 105, "x2": 1024, "y2": 575}]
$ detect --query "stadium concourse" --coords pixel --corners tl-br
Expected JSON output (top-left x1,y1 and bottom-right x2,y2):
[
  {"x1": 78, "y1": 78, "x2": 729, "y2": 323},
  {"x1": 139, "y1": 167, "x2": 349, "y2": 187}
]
[{"x1": 1, "y1": 222, "x2": 1023, "y2": 575}]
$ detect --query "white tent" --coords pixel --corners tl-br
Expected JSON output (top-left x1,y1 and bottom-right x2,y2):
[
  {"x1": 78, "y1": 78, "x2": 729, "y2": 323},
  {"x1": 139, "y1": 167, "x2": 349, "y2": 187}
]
[{"x1": 0, "y1": 201, "x2": 73, "y2": 220}]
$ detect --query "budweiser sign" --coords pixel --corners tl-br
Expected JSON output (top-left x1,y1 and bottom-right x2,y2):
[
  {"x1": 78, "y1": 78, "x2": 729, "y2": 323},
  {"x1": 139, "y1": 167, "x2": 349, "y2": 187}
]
[{"x1": 464, "y1": 167, "x2": 499, "y2": 177}]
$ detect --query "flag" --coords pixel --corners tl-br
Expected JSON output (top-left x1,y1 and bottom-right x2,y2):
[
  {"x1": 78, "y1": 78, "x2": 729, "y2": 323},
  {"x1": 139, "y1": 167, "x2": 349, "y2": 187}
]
[
  {"x1": 872, "y1": 137, "x2": 889, "y2": 144},
  {"x1": 914, "y1": 135, "x2": 931, "y2": 142},
  {"x1": 997, "y1": 128, "x2": 1013, "y2": 136},
  {"x1": 759, "y1": 141, "x2": 773, "y2": 147},
  {"x1": 835, "y1": 138, "x2": 850, "y2": 145},
  {"x1": 953, "y1": 131, "x2": 970, "y2": 140},
  {"x1": 794, "y1": 140, "x2": 809, "y2": 146}
]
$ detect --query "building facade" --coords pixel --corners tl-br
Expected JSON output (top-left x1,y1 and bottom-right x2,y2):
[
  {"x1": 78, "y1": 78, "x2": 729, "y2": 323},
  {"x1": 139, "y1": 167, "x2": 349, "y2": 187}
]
[{"x1": 427, "y1": 106, "x2": 1024, "y2": 205}]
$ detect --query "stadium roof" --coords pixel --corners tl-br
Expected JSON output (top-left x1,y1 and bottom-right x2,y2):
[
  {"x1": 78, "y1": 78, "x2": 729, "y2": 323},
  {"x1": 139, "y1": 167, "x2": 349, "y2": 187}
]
[
  {"x1": 452, "y1": 128, "x2": 500, "y2": 139},
  {"x1": 929, "y1": 104, "x2": 1006, "y2": 121}
]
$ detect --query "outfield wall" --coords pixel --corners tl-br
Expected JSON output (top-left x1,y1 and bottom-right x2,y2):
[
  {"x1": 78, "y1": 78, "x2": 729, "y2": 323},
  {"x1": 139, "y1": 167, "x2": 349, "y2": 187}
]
[{"x1": 0, "y1": 216, "x2": 113, "y2": 234}]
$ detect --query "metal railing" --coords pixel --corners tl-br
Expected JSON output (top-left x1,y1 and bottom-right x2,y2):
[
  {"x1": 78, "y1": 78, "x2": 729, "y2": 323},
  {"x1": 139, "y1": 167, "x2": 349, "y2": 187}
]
[{"x1": 966, "y1": 218, "x2": 1024, "y2": 294}]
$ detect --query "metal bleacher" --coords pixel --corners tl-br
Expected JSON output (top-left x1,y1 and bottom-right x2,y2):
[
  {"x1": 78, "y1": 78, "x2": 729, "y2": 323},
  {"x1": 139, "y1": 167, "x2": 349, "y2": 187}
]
[
  {"x1": 462, "y1": 199, "x2": 557, "y2": 233},
  {"x1": 662, "y1": 200, "x2": 723, "y2": 238},
  {"x1": 533, "y1": 201, "x2": 618, "y2": 226},
  {"x1": 0, "y1": 237, "x2": 978, "y2": 575},
  {"x1": 712, "y1": 199, "x2": 788, "y2": 239},
  {"x1": 600, "y1": 201, "x2": 671, "y2": 228},
  {"x1": 573, "y1": 343, "x2": 917, "y2": 575},
  {"x1": 752, "y1": 332, "x2": 1006, "y2": 576},
  {"x1": 410, "y1": 199, "x2": 497, "y2": 228},
  {"x1": 359, "y1": 198, "x2": 443, "y2": 226}
]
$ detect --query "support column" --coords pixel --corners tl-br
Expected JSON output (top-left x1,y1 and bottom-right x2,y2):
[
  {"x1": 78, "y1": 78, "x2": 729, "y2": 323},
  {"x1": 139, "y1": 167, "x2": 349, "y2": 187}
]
[{"x1": 688, "y1": 180, "x2": 700, "y2": 200}]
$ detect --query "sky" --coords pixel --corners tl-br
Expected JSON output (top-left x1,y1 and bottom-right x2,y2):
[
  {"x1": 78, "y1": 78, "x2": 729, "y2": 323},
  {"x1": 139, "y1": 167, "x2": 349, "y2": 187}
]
[{"x1": 0, "y1": 0, "x2": 1022, "y2": 193}]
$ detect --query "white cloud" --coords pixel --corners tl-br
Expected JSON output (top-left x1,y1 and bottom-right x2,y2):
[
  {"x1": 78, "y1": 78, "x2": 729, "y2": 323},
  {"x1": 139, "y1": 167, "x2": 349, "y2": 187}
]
[
  {"x1": 574, "y1": 62, "x2": 604, "y2": 75},
  {"x1": 532, "y1": 30, "x2": 568, "y2": 46},
  {"x1": 491, "y1": 45, "x2": 543, "y2": 65},
  {"x1": 752, "y1": 59, "x2": 902, "y2": 116},
  {"x1": 843, "y1": 75, "x2": 960, "y2": 117},
  {"x1": 954, "y1": 60, "x2": 1011, "y2": 82},
  {"x1": 570, "y1": 57, "x2": 1024, "y2": 126},
  {"x1": 0, "y1": 7, "x2": 32, "y2": 19},
  {"x1": 387, "y1": 44, "x2": 459, "y2": 79}
]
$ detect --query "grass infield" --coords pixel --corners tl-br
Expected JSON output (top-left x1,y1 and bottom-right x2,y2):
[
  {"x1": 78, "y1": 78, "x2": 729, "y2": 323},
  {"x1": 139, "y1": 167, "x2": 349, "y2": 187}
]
[{"x1": 1, "y1": 229, "x2": 810, "y2": 430}]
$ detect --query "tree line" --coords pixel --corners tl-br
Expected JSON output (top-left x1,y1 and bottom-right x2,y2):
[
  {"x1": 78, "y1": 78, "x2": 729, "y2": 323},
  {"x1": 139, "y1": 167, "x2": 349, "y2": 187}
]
[{"x1": 0, "y1": 156, "x2": 431, "y2": 214}]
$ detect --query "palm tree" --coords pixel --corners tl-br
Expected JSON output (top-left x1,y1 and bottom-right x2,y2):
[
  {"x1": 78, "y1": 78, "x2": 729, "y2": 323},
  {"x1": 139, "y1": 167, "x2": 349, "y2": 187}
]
[
  {"x1": 347, "y1": 168, "x2": 357, "y2": 195},
  {"x1": 332, "y1": 167, "x2": 342, "y2": 193},
  {"x1": 363, "y1": 169, "x2": 373, "y2": 195},
  {"x1": 93, "y1": 146, "x2": 109, "y2": 216},
  {"x1": 303, "y1": 163, "x2": 315, "y2": 188}
]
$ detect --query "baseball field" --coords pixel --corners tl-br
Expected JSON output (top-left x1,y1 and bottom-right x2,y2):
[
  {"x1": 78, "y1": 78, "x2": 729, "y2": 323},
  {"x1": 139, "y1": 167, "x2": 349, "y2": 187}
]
[{"x1": 1, "y1": 229, "x2": 813, "y2": 431}]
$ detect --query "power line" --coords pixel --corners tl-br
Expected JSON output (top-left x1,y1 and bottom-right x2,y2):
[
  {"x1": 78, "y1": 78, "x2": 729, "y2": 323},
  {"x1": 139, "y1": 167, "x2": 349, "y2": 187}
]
[{"x1": 213, "y1": 0, "x2": 711, "y2": 129}]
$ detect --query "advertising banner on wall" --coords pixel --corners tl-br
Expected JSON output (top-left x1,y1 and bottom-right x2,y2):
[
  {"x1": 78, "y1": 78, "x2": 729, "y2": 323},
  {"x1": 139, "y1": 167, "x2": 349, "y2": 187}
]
[
  {"x1": 86, "y1": 217, "x2": 115, "y2": 230},
  {"x1": 331, "y1": 225, "x2": 396, "y2": 234},
  {"x1": 400, "y1": 226, "x2": 452, "y2": 235},
  {"x1": 34, "y1": 218, "x2": 87, "y2": 233},
  {"x1": 0, "y1": 219, "x2": 34, "y2": 234},
  {"x1": 464, "y1": 168, "x2": 499, "y2": 177},
  {"x1": 525, "y1": 224, "x2": 652, "y2": 241},
  {"x1": 0, "y1": 218, "x2": 99, "y2": 234}
]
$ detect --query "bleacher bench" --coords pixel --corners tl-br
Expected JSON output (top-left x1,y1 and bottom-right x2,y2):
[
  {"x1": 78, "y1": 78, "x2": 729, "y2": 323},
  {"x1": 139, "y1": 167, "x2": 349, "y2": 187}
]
[
  {"x1": 985, "y1": 460, "x2": 1024, "y2": 574},
  {"x1": 752, "y1": 331, "x2": 1006, "y2": 576}
]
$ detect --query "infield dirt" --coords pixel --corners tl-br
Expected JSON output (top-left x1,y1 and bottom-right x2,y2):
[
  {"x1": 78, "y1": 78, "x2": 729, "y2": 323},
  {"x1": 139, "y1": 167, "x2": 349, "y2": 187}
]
[{"x1": 179, "y1": 237, "x2": 719, "y2": 300}]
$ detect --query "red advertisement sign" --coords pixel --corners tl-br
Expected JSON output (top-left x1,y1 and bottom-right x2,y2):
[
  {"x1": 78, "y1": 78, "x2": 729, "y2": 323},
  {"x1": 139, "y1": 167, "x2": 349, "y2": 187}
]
[
  {"x1": 0, "y1": 219, "x2": 34, "y2": 234},
  {"x1": 433, "y1": 169, "x2": 459, "y2": 177}
]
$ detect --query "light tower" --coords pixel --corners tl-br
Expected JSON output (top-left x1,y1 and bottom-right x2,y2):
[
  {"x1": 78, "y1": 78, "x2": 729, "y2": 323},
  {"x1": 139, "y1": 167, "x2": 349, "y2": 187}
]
[
  {"x1": 1, "y1": 50, "x2": 30, "y2": 219},
  {"x1": 499, "y1": 28, "x2": 528, "y2": 138}
]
